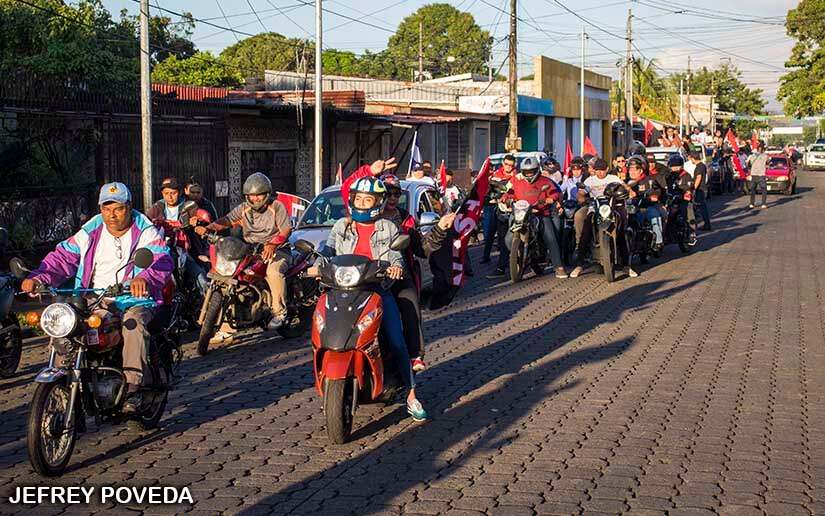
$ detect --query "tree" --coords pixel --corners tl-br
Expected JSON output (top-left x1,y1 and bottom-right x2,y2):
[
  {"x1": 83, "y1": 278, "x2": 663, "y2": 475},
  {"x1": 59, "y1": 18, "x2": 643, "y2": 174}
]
[
  {"x1": 220, "y1": 32, "x2": 310, "y2": 82},
  {"x1": 153, "y1": 51, "x2": 242, "y2": 88},
  {"x1": 633, "y1": 58, "x2": 678, "y2": 123},
  {"x1": 777, "y1": 0, "x2": 825, "y2": 117},
  {"x1": 113, "y1": 9, "x2": 196, "y2": 63},
  {"x1": 670, "y1": 64, "x2": 767, "y2": 116},
  {"x1": 322, "y1": 49, "x2": 360, "y2": 77},
  {"x1": 385, "y1": 3, "x2": 492, "y2": 80}
]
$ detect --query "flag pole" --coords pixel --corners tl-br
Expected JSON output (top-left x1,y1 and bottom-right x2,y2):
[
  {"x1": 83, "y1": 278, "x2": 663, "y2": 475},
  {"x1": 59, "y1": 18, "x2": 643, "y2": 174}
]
[{"x1": 407, "y1": 130, "x2": 418, "y2": 177}]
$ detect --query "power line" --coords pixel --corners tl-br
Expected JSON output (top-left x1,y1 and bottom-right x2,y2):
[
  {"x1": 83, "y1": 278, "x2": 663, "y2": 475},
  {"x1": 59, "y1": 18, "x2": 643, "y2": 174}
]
[
  {"x1": 542, "y1": 0, "x2": 626, "y2": 40},
  {"x1": 244, "y1": 0, "x2": 268, "y2": 32},
  {"x1": 264, "y1": 0, "x2": 312, "y2": 36},
  {"x1": 214, "y1": 0, "x2": 240, "y2": 43}
]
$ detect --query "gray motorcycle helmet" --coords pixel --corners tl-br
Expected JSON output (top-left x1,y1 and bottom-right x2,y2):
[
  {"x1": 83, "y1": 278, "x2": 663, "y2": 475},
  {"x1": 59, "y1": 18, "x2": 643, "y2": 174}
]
[
  {"x1": 520, "y1": 156, "x2": 541, "y2": 183},
  {"x1": 243, "y1": 172, "x2": 272, "y2": 211}
]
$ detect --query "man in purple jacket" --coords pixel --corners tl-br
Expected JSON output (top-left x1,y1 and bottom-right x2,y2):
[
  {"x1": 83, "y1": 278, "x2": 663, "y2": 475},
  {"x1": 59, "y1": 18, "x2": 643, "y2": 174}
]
[{"x1": 22, "y1": 182, "x2": 172, "y2": 413}]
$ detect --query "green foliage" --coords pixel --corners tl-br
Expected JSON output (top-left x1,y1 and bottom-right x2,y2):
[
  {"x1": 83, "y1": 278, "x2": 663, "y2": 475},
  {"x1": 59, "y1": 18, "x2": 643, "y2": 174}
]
[
  {"x1": 322, "y1": 49, "x2": 360, "y2": 76},
  {"x1": 154, "y1": 51, "x2": 242, "y2": 88},
  {"x1": 633, "y1": 58, "x2": 678, "y2": 123},
  {"x1": 777, "y1": 0, "x2": 825, "y2": 117},
  {"x1": 385, "y1": 3, "x2": 492, "y2": 79},
  {"x1": 113, "y1": 9, "x2": 196, "y2": 63},
  {"x1": 670, "y1": 64, "x2": 766, "y2": 116},
  {"x1": 220, "y1": 32, "x2": 310, "y2": 81}
]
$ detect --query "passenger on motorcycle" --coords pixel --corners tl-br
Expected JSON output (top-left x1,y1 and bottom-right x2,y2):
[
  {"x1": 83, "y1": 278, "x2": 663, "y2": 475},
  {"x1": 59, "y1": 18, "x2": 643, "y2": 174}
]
[
  {"x1": 542, "y1": 157, "x2": 563, "y2": 184},
  {"x1": 184, "y1": 180, "x2": 219, "y2": 222},
  {"x1": 322, "y1": 176, "x2": 428, "y2": 421},
  {"x1": 667, "y1": 154, "x2": 698, "y2": 246},
  {"x1": 501, "y1": 156, "x2": 568, "y2": 278},
  {"x1": 195, "y1": 173, "x2": 292, "y2": 334},
  {"x1": 626, "y1": 155, "x2": 664, "y2": 251},
  {"x1": 560, "y1": 157, "x2": 587, "y2": 201},
  {"x1": 21, "y1": 182, "x2": 173, "y2": 413},
  {"x1": 486, "y1": 155, "x2": 517, "y2": 278},
  {"x1": 570, "y1": 159, "x2": 637, "y2": 278},
  {"x1": 612, "y1": 153, "x2": 627, "y2": 180},
  {"x1": 147, "y1": 177, "x2": 208, "y2": 294}
]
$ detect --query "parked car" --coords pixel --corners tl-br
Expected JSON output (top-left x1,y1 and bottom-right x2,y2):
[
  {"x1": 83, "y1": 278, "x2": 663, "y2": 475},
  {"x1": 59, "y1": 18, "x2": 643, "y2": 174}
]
[
  {"x1": 764, "y1": 154, "x2": 797, "y2": 195},
  {"x1": 804, "y1": 143, "x2": 825, "y2": 170},
  {"x1": 645, "y1": 146, "x2": 683, "y2": 167},
  {"x1": 289, "y1": 180, "x2": 443, "y2": 251},
  {"x1": 488, "y1": 151, "x2": 548, "y2": 170}
]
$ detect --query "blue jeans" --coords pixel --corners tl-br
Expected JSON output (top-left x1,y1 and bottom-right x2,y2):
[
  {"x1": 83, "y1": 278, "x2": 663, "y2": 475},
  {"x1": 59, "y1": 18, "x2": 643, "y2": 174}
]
[
  {"x1": 638, "y1": 208, "x2": 663, "y2": 244},
  {"x1": 504, "y1": 215, "x2": 563, "y2": 268},
  {"x1": 482, "y1": 205, "x2": 498, "y2": 261},
  {"x1": 694, "y1": 189, "x2": 711, "y2": 227},
  {"x1": 380, "y1": 290, "x2": 415, "y2": 389}
]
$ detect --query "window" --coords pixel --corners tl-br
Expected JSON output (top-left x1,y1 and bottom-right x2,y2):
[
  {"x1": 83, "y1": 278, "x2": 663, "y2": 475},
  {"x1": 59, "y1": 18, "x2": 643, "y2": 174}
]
[{"x1": 423, "y1": 188, "x2": 444, "y2": 215}]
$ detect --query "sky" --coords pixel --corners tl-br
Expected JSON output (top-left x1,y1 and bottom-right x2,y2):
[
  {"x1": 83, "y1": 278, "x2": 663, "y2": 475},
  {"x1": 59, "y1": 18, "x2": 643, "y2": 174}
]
[{"x1": 105, "y1": 0, "x2": 799, "y2": 113}]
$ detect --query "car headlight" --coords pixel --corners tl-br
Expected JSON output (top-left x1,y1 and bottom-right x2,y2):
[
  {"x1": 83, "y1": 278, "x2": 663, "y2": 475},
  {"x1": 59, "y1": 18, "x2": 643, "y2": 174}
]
[
  {"x1": 598, "y1": 204, "x2": 612, "y2": 219},
  {"x1": 40, "y1": 303, "x2": 78, "y2": 338},
  {"x1": 215, "y1": 255, "x2": 240, "y2": 276},
  {"x1": 334, "y1": 266, "x2": 361, "y2": 288},
  {"x1": 776, "y1": 175, "x2": 788, "y2": 182}
]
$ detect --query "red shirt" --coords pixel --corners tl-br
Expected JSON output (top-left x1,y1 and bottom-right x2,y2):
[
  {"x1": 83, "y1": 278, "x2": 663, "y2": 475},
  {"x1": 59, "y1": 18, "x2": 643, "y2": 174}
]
[
  {"x1": 503, "y1": 174, "x2": 560, "y2": 217},
  {"x1": 353, "y1": 223, "x2": 375, "y2": 259}
]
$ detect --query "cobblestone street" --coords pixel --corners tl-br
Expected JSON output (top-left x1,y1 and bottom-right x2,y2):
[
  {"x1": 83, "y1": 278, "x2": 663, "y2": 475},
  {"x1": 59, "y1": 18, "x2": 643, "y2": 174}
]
[{"x1": 1, "y1": 172, "x2": 824, "y2": 516}]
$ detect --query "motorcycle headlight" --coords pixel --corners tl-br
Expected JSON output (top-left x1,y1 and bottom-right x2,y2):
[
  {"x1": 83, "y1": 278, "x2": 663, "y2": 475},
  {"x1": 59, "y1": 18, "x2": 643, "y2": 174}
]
[
  {"x1": 513, "y1": 200, "x2": 530, "y2": 223},
  {"x1": 334, "y1": 266, "x2": 361, "y2": 288},
  {"x1": 215, "y1": 255, "x2": 241, "y2": 276},
  {"x1": 40, "y1": 303, "x2": 78, "y2": 338},
  {"x1": 598, "y1": 204, "x2": 612, "y2": 219}
]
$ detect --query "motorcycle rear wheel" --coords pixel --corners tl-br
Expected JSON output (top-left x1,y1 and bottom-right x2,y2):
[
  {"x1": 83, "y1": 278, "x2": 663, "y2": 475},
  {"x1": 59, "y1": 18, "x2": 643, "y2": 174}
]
[
  {"x1": 0, "y1": 320, "x2": 22, "y2": 378},
  {"x1": 128, "y1": 349, "x2": 169, "y2": 431},
  {"x1": 197, "y1": 290, "x2": 224, "y2": 356},
  {"x1": 509, "y1": 236, "x2": 526, "y2": 283},
  {"x1": 277, "y1": 306, "x2": 313, "y2": 339},
  {"x1": 324, "y1": 378, "x2": 355, "y2": 444},
  {"x1": 27, "y1": 382, "x2": 76, "y2": 477},
  {"x1": 600, "y1": 232, "x2": 615, "y2": 283}
]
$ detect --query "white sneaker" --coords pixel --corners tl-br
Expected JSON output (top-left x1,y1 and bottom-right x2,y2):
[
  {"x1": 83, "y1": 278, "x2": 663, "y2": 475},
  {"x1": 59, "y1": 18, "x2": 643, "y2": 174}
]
[
  {"x1": 626, "y1": 267, "x2": 639, "y2": 278},
  {"x1": 570, "y1": 266, "x2": 583, "y2": 278},
  {"x1": 209, "y1": 331, "x2": 234, "y2": 345},
  {"x1": 748, "y1": 203, "x2": 755, "y2": 209}
]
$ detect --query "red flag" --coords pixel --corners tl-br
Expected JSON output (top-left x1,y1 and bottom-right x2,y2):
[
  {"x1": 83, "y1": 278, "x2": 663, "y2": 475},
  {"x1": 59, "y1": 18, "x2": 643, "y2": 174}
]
[
  {"x1": 438, "y1": 160, "x2": 448, "y2": 194},
  {"x1": 428, "y1": 158, "x2": 492, "y2": 309},
  {"x1": 584, "y1": 136, "x2": 598, "y2": 157},
  {"x1": 750, "y1": 130, "x2": 759, "y2": 150},
  {"x1": 562, "y1": 140, "x2": 573, "y2": 174},
  {"x1": 274, "y1": 192, "x2": 310, "y2": 220},
  {"x1": 644, "y1": 119, "x2": 655, "y2": 146},
  {"x1": 335, "y1": 163, "x2": 342, "y2": 185},
  {"x1": 725, "y1": 129, "x2": 747, "y2": 179}
]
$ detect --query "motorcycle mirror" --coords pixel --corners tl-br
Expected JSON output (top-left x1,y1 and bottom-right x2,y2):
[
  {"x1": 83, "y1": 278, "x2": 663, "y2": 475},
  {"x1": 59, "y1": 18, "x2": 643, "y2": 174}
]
[
  {"x1": 389, "y1": 234, "x2": 410, "y2": 251},
  {"x1": 418, "y1": 212, "x2": 439, "y2": 227},
  {"x1": 293, "y1": 239, "x2": 315, "y2": 255},
  {"x1": 132, "y1": 248, "x2": 154, "y2": 269},
  {"x1": 9, "y1": 257, "x2": 29, "y2": 280}
]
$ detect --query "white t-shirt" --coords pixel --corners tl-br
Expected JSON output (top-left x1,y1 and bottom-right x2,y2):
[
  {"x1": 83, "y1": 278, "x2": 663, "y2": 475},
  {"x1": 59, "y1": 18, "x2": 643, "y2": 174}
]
[
  {"x1": 408, "y1": 175, "x2": 437, "y2": 187},
  {"x1": 164, "y1": 203, "x2": 180, "y2": 221},
  {"x1": 584, "y1": 174, "x2": 622, "y2": 198},
  {"x1": 91, "y1": 229, "x2": 133, "y2": 288}
]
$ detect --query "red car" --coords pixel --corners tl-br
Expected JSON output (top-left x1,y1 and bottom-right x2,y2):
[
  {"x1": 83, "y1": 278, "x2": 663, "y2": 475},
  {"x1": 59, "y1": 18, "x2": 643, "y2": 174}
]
[{"x1": 765, "y1": 153, "x2": 797, "y2": 195}]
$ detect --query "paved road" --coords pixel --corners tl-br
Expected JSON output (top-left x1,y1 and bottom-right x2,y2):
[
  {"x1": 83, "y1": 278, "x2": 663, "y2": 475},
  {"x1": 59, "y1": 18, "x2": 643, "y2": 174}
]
[{"x1": 1, "y1": 172, "x2": 824, "y2": 516}]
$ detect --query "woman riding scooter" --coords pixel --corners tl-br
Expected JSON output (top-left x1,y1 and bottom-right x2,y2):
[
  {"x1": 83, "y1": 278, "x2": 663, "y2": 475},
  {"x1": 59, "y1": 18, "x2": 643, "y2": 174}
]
[{"x1": 320, "y1": 176, "x2": 428, "y2": 421}]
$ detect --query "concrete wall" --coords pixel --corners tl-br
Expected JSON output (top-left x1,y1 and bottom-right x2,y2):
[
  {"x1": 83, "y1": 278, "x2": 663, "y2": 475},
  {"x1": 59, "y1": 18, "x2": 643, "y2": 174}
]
[{"x1": 533, "y1": 56, "x2": 612, "y2": 120}]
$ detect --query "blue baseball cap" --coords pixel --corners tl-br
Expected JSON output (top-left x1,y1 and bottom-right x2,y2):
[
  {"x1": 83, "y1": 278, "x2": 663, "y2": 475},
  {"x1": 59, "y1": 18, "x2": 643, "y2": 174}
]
[{"x1": 98, "y1": 182, "x2": 131, "y2": 205}]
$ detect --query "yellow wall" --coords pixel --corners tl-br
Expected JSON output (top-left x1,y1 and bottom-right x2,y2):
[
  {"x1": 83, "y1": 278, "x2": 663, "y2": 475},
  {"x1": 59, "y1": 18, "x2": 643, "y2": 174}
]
[{"x1": 534, "y1": 56, "x2": 612, "y2": 120}]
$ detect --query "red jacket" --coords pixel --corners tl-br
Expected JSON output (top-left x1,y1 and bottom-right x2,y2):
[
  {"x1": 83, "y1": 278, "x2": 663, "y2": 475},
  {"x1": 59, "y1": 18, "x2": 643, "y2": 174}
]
[{"x1": 502, "y1": 174, "x2": 560, "y2": 217}]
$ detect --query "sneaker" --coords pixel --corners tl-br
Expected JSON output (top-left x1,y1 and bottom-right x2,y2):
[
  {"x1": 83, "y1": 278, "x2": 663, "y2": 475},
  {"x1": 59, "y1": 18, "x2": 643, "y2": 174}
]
[
  {"x1": 122, "y1": 390, "x2": 144, "y2": 415},
  {"x1": 761, "y1": 204, "x2": 768, "y2": 209},
  {"x1": 625, "y1": 267, "x2": 639, "y2": 278},
  {"x1": 267, "y1": 315, "x2": 286, "y2": 331},
  {"x1": 748, "y1": 204, "x2": 755, "y2": 209},
  {"x1": 486, "y1": 268, "x2": 505, "y2": 279},
  {"x1": 407, "y1": 398, "x2": 428, "y2": 421},
  {"x1": 570, "y1": 266, "x2": 583, "y2": 278},
  {"x1": 689, "y1": 234, "x2": 698, "y2": 247},
  {"x1": 209, "y1": 331, "x2": 234, "y2": 345},
  {"x1": 411, "y1": 357, "x2": 426, "y2": 372},
  {"x1": 555, "y1": 267, "x2": 568, "y2": 279}
]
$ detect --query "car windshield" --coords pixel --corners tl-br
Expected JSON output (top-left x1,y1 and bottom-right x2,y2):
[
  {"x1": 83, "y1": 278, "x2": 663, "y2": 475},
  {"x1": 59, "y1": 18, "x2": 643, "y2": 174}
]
[
  {"x1": 810, "y1": 145, "x2": 825, "y2": 152},
  {"x1": 298, "y1": 189, "x2": 408, "y2": 227},
  {"x1": 768, "y1": 157, "x2": 789, "y2": 169}
]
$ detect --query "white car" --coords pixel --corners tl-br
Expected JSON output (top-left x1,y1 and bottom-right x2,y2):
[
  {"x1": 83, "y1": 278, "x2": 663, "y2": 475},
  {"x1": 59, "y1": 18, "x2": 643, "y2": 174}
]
[
  {"x1": 804, "y1": 143, "x2": 825, "y2": 170},
  {"x1": 488, "y1": 151, "x2": 548, "y2": 169}
]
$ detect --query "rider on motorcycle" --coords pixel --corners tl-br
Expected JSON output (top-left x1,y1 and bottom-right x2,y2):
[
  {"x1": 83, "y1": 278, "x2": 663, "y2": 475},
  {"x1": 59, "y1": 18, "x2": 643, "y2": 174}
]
[
  {"x1": 486, "y1": 155, "x2": 517, "y2": 278},
  {"x1": 147, "y1": 177, "x2": 208, "y2": 294},
  {"x1": 500, "y1": 156, "x2": 568, "y2": 279},
  {"x1": 667, "y1": 154, "x2": 698, "y2": 246},
  {"x1": 195, "y1": 173, "x2": 292, "y2": 335},
  {"x1": 541, "y1": 157, "x2": 563, "y2": 184},
  {"x1": 21, "y1": 182, "x2": 172, "y2": 413},
  {"x1": 321, "y1": 176, "x2": 428, "y2": 421},
  {"x1": 570, "y1": 158, "x2": 637, "y2": 279},
  {"x1": 627, "y1": 155, "x2": 665, "y2": 252}
]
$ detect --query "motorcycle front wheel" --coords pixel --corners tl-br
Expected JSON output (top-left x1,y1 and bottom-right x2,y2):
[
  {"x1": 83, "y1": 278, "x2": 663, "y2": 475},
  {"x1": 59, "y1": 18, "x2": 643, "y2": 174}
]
[
  {"x1": 197, "y1": 290, "x2": 224, "y2": 356},
  {"x1": 509, "y1": 235, "x2": 526, "y2": 283},
  {"x1": 0, "y1": 320, "x2": 22, "y2": 378},
  {"x1": 600, "y1": 232, "x2": 616, "y2": 283},
  {"x1": 324, "y1": 378, "x2": 355, "y2": 444},
  {"x1": 27, "y1": 382, "x2": 77, "y2": 477}
]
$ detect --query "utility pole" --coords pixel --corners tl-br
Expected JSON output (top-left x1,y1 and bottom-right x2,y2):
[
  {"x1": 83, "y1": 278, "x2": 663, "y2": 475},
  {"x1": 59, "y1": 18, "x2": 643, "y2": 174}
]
[
  {"x1": 624, "y1": 8, "x2": 633, "y2": 152},
  {"x1": 686, "y1": 55, "x2": 692, "y2": 136},
  {"x1": 418, "y1": 20, "x2": 424, "y2": 83},
  {"x1": 710, "y1": 75, "x2": 716, "y2": 134},
  {"x1": 314, "y1": 0, "x2": 323, "y2": 195},
  {"x1": 679, "y1": 78, "x2": 684, "y2": 137},
  {"x1": 506, "y1": 0, "x2": 520, "y2": 152},
  {"x1": 580, "y1": 25, "x2": 586, "y2": 155},
  {"x1": 139, "y1": 0, "x2": 152, "y2": 212}
]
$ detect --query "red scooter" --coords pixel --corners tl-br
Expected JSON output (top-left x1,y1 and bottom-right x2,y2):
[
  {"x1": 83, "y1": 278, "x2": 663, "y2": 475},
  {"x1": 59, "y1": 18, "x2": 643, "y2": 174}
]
[{"x1": 304, "y1": 234, "x2": 409, "y2": 444}]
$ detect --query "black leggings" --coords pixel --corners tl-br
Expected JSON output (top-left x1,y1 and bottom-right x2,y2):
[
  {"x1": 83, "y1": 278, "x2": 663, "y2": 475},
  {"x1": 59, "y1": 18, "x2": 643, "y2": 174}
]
[{"x1": 392, "y1": 278, "x2": 424, "y2": 359}]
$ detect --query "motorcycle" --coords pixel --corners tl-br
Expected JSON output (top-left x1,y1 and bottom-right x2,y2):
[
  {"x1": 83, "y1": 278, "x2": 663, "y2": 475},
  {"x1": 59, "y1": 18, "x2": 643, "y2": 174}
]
[
  {"x1": 588, "y1": 184, "x2": 629, "y2": 283},
  {"x1": 196, "y1": 234, "x2": 318, "y2": 355},
  {"x1": 306, "y1": 234, "x2": 410, "y2": 444},
  {"x1": 508, "y1": 200, "x2": 548, "y2": 283},
  {"x1": 626, "y1": 197, "x2": 658, "y2": 265},
  {"x1": 12, "y1": 249, "x2": 182, "y2": 477},
  {"x1": 560, "y1": 198, "x2": 579, "y2": 266},
  {"x1": 0, "y1": 228, "x2": 23, "y2": 378},
  {"x1": 664, "y1": 193, "x2": 693, "y2": 254}
]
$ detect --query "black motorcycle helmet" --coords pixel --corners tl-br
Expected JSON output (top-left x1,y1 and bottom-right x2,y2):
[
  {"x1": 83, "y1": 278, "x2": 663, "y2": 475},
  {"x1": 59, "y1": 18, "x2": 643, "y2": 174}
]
[
  {"x1": 570, "y1": 156, "x2": 586, "y2": 172},
  {"x1": 627, "y1": 140, "x2": 647, "y2": 158},
  {"x1": 667, "y1": 154, "x2": 685, "y2": 168},
  {"x1": 604, "y1": 182, "x2": 630, "y2": 201},
  {"x1": 626, "y1": 154, "x2": 647, "y2": 171},
  {"x1": 520, "y1": 156, "x2": 541, "y2": 183},
  {"x1": 542, "y1": 156, "x2": 559, "y2": 172}
]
